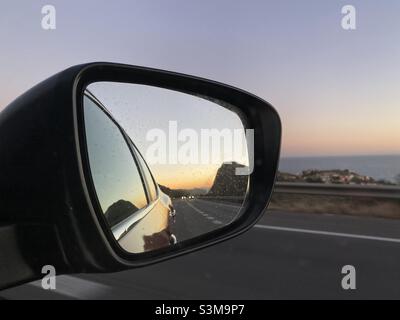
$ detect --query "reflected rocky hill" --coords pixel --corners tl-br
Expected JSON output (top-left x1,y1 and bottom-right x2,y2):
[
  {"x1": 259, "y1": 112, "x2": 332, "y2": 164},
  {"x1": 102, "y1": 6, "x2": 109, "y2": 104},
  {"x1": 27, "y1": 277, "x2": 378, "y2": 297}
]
[
  {"x1": 104, "y1": 200, "x2": 139, "y2": 227},
  {"x1": 207, "y1": 162, "x2": 248, "y2": 197}
]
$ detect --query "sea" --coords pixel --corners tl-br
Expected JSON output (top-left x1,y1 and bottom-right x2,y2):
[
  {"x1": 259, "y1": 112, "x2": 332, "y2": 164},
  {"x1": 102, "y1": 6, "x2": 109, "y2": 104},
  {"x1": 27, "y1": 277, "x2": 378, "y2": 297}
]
[{"x1": 279, "y1": 155, "x2": 400, "y2": 182}]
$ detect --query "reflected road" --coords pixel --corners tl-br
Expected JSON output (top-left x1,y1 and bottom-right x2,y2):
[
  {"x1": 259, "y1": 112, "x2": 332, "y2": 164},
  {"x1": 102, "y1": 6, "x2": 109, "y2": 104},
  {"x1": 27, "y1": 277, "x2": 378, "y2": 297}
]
[{"x1": 171, "y1": 199, "x2": 242, "y2": 242}]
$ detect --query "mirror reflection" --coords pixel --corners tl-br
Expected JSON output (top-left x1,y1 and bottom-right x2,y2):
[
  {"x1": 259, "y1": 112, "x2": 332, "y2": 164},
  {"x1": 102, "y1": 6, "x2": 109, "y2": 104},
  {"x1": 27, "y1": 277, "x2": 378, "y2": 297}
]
[{"x1": 83, "y1": 82, "x2": 251, "y2": 254}]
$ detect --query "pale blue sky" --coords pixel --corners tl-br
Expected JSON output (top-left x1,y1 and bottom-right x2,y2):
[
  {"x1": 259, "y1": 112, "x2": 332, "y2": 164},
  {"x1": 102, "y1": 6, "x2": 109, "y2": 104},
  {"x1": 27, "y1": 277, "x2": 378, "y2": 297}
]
[{"x1": 1, "y1": 0, "x2": 399, "y2": 156}]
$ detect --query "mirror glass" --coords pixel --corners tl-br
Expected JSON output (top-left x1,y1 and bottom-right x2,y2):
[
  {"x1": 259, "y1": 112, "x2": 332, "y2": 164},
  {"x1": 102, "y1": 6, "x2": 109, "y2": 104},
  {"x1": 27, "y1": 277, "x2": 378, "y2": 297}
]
[{"x1": 83, "y1": 82, "x2": 251, "y2": 254}]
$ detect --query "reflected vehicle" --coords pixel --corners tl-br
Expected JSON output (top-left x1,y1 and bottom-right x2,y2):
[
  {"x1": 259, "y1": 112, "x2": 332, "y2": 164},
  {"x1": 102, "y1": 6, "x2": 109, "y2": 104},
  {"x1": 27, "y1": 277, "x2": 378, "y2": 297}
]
[{"x1": 83, "y1": 90, "x2": 177, "y2": 253}]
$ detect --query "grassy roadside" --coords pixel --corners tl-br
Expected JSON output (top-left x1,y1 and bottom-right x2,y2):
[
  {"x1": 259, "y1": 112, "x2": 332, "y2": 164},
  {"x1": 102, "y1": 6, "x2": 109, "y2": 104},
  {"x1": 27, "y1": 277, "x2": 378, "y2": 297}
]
[{"x1": 269, "y1": 193, "x2": 400, "y2": 219}]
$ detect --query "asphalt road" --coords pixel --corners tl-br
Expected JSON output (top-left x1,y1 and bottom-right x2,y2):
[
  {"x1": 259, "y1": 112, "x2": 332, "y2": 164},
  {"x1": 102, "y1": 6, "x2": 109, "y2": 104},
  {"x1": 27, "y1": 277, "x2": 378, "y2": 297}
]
[{"x1": 3, "y1": 199, "x2": 400, "y2": 299}]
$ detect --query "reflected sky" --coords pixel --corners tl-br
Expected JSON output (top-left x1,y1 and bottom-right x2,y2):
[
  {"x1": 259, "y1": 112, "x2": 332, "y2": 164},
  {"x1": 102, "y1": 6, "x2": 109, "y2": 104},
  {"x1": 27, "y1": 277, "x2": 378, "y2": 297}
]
[{"x1": 87, "y1": 82, "x2": 248, "y2": 190}]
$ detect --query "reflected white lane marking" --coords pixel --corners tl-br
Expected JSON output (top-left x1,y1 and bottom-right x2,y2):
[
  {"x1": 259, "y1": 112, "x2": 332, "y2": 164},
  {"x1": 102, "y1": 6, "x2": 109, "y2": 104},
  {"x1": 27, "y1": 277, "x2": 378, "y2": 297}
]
[
  {"x1": 184, "y1": 199, "x2": 226, "y2": 224},
  {"x1": 255, "y1": 224, "x2": 400, "y2": 243},
  {"x1": 185, "y1": 200, "x2": 204, "y2": 214},
  {"x1": 196, "y1": 199, "x2": 242, "y2": 209},
  {"x1": 185, "y1": 199, "x2": 217, "y2": 222}
]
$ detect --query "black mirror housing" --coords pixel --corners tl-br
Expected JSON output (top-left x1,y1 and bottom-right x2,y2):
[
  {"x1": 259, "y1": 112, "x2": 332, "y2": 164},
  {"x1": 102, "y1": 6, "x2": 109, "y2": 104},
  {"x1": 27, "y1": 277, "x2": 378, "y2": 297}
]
[{"x1": 0, "y1": 63, "x2": 281, "y2": 290}]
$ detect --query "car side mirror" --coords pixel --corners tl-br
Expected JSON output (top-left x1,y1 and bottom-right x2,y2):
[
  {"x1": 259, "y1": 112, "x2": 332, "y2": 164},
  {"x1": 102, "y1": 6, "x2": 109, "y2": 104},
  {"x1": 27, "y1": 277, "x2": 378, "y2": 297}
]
[{"x1": 0, "y1": 63, "x2": 281, "y2": 290}]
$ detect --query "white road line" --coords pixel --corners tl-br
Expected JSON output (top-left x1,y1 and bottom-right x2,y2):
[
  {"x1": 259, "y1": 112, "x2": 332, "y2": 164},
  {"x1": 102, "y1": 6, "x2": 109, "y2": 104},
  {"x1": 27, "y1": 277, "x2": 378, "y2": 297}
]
[
  {"x1": 196, "y1": 199, "x2": 242, "y2": 209},
  {"x1": 185, "y1": 200, "x2": 204, "y2": 214},
  {"x1": 185, "y1": 199, "x2": 400, "y2": 243},
  {"x1": 255, "y1": 224, "x2": 400, "y2": 243},
  {"x1": 184, "y1": 199, "x2": 227, "y2": 224},
  {"x1": 185, "y1": 200, "x2": 220, "y2": 224}
]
